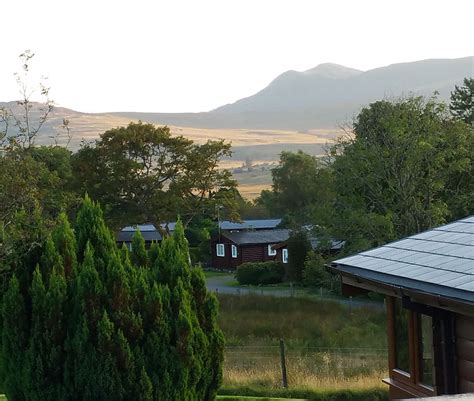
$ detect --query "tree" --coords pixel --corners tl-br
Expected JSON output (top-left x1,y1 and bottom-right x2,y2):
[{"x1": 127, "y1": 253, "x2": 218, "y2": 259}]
[
  {"x1": 72, "y1": 122, "x2": 237, "y2": 232},
  {"x1": 450, "y1": 77, "x2": 473, "y2": 125},
  {"x1": 0, "y1": 196, "x2": 224, "y2": 400},
  {"x1": 285, "y1": 230, "x2": 311, "y2": 282},
  {"x1": 329, "y1": 96, "x2": 473, "y2": 252},
  {"x1": 256, "y1": 150, "x2": 334, "y2": 225},
  {"x1": 0, "y1": 50, "x2": 54, "y2": 149}
]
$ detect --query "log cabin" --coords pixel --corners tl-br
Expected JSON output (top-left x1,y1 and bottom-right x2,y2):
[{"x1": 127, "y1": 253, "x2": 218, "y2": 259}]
[
  {"x1": 331, "y1": 216, "x2": 474, "y2": 399},
  {"x1": 211, "y1": 229, "x2": 290, "y2": 269}
]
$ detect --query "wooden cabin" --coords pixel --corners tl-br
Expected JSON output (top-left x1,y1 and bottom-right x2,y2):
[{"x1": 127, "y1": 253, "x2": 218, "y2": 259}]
[
  {"x1": 211, "y1": 229, "x2": 290, "y2": 269},
  {"x1": 331, "y1": 216, "x2": 474, "y2": 399}
]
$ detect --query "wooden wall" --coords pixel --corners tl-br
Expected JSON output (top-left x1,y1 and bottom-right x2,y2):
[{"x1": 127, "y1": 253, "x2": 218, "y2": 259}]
[{"x1": 456, "y1": 314, "x2": 474, "y2": 393}]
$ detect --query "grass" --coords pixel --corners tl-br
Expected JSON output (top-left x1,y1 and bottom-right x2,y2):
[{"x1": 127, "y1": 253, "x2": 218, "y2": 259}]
[
  {"x1": 218, "y1": 387, "x2": 388, "y2": 401},
  {"x1": 217, "y1": 294, "x2": 388, "y2": 394}
]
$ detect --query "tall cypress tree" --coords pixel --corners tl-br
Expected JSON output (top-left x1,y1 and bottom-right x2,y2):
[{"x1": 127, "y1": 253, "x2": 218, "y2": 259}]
[{"x1": 0, "y1": 196, "x2": 224, "y2": 400}]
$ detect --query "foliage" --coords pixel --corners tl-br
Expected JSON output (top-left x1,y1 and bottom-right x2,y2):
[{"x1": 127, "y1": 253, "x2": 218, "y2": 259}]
[
  {"x1": 328, "y1": 96, "x2": 473, "y2": 252},
  {"x1": 302, "y1": 251, "x2": 331, "y2": 288},
  {"x1": 0, "y1": 147, "x2": 77, "y2": 275},
  {"x1": 185, "y1": 216, "x2": 217, "y2": 265},
  {"x1": 236, "y1": 262, "x2": 285, "y2": 285},
  {"x1": 450, "y1": 77, "x2": 473, "y2": 125},
  {"x1": 72, "y1": 122, "x2": 238, "y2": 231},
  {"x1": 256, "y1": 151, "x2": 334, "y2": 226},
  {"x1": 0, "y1": 50, "x2": 54, "y2": 149},
  {"x1": 286, "y1": 231, "x2": 311, "y2": 282},
  {"x1": 0, "y1": 196, "x2": 224, "y2": 401}
]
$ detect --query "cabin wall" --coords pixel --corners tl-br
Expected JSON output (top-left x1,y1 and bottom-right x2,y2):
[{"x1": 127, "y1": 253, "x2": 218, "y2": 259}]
[{"x1": 456, "y1": 314, "x2": 474, "y2": 393}]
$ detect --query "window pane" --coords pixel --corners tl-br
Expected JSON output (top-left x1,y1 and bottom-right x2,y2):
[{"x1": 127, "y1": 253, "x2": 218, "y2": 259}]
[
  {"x1": 419, "y1": 314, "x2": 434, "y2": 387},
  {"x1": 393, "y1": 298, "x2": 410, "y2": 372}
]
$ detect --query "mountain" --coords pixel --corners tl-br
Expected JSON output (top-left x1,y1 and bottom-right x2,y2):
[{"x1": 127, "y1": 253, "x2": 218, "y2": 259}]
[
  {"x1": 209, "y1": 57, "x2": 473, "y2": 126},
  {"x1": 2, "y1": 57, "x2": 472, "y2": 141}
]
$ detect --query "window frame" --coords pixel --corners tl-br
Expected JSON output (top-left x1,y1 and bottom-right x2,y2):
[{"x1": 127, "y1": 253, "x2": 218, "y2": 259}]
[
  {"x1": 267, "y1": 244, "x2": 277, "y2": 256},
  {"x1": 386, "y1": 297, "x2": 436, "y2": 397},
  {"x1": 216, "y1": 243, "x2": 225, "y2": 257},
  {"x1": 282, "y1": 248, "x2": 288, "y2": 263},
  {"x1": 231, "y1": 244, "x2": 238, "y2": 258}
]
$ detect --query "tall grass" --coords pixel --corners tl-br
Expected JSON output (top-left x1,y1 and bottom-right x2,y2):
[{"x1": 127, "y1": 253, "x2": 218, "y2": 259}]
[
  {"x1": 217, "y1": 294, "x2": 388, "y2": 393},
  {"x1": 217, "y1": 294, "x2": 387, "y2": 348}
]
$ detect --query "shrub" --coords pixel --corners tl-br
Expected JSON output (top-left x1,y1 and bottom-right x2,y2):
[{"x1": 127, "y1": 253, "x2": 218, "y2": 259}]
[
  {"x1": 0, "y1": 196, "x2": 224, "y2": 401},
  {"x1": 236, "y1": 261, "x2": 284, "y2": 285},
  {"x1": 286, "y1": 230, "x2": 311, "y2": 282},
  {"x1": 303, "y1": 251, "x2": 331, "y2": 288}
]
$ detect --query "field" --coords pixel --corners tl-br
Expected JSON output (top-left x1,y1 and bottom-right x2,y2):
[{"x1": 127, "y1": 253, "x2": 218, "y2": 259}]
[
  {"x1": 217, "y1": 294, "x2": 388, "y2": 393},
  {"x1": 29, "y1": 107, "x2": 342, "y2": 199}
]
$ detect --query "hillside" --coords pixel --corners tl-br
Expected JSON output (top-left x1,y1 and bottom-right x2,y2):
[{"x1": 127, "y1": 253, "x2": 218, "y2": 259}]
[{"x1": 112, "y1": 57, "x2": 473, "y2": 130}]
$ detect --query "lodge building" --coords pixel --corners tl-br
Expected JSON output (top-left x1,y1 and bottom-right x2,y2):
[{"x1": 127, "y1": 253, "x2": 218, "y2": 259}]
[{"x1": 331, "y1": 216, "x2": 474, "y2": 399}]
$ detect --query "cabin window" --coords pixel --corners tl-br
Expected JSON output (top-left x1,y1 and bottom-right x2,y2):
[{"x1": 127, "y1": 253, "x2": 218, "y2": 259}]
[
  {"x1": 268, "y1": 244, "x2": 277, "y2": 256},
  {"x1": 231, "y1": 244, "x2": 238, "y2": 258},
  {"x1": 282, "y1": 248, "x2": 288, "y2": 263},
  {"x1": 419, "y1": 314, "x2": 434, "y2": 387},
  {"x1": 393, "y1": 298, "x2": 410, "y2": 373},
  {"x1": 216, "y1": 243, "x2": 225, "y2": 257}
]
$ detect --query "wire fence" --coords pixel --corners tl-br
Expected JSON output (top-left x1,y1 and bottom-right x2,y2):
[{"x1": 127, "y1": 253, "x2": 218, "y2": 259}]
[{"x1": 223, "y1": 342, "x2": 388, "y2": 388}]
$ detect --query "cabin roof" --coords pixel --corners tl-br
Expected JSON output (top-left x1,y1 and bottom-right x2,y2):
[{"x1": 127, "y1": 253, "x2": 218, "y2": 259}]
[
  {"x1": 221, "y1": 229, "x2": 291, "y2": 245},
  {"x1": 219, "y1": 219, "x2": 282, "y2": 231},
  {"x1": 117, "y1": 222, "x2": 177, "y2": 242},
  {"x1": 332, "y1": 215, "x2": 474, "y2": 303}
]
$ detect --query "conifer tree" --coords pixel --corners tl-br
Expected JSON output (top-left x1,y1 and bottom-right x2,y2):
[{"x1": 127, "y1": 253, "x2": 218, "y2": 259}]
[{"x1": 0, "y1": 196, "x2": 224, "y2": 400}]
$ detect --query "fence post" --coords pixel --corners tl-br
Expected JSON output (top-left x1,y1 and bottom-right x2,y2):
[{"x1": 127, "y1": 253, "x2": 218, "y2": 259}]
[{"x1": 279, "y1": 339, "x2": 288, "y2": 388}]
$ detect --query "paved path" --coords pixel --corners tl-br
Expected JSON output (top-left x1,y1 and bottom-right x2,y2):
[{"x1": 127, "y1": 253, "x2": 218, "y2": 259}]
[{"x1": 206, "y1": 274, "x2": 384, "y2": 310}]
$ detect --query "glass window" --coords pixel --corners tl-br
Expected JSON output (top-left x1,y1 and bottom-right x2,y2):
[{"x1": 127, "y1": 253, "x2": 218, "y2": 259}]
[
  {"x1": 282, "y1": 248, "x2": 288, "y2": 263},
  {"x1": 268, "y1": 244, "x2": 277, "y2": 256},
  {"x1": 393, "y1": 298, "x2": 410, "y2": 373},
  {"x1": 419, "y1": 314, "x2": 434, "y2": 387},
  {"x1": 216, "y1": 243, "x2": 225, "y2": 257},
  {"x1": 231, "y1": 244, "x2": 238, "y2": 258}
]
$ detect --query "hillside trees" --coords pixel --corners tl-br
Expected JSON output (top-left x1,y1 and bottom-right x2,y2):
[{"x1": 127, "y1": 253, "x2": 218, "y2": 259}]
[
  {"x1": 0, "y1": 196, "x2": 224, "y2": 401},
  {"x1": 450, "y1": 77, "x2": 473, "y2": 125},
  {"x1": 256, "y1": 151, "x2": 334, "y2": 225},
  {"x1": 330, "y1": 96, "x2": 473, "y2": 252},
  {"x1": 72, "y1": 122, "x2": 238, "y2": 232}
]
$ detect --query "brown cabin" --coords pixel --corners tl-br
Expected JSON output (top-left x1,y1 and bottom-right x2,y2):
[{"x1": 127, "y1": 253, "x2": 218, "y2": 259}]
[
  {"x1": 331, "y1": 215, "x2": 474, "y2": 400},
  {"x1": 211, "y1": 229, "x2": 290, "y2": 269}
]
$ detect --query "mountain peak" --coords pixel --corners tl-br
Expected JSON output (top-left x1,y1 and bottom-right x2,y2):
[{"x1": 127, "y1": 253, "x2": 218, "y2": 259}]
[{"x1": 304, "y1": 63, "x2": 363, "y2": 79}]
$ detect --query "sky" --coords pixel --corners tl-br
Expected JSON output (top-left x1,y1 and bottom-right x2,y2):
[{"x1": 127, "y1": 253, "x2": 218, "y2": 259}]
[{"x1": 1, "y1": 0, "x2": 473, "y2": 113}]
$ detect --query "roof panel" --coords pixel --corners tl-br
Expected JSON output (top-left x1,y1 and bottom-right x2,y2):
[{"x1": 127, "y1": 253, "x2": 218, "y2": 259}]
[{"x1": 332, "y1": 215, "x2": 474, "y2": 301}]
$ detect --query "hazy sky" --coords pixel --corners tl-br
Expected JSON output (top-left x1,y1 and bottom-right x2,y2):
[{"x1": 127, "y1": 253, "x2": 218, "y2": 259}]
[{"x1": 1, "y1": 0, "x2": 472, "y2": 113}]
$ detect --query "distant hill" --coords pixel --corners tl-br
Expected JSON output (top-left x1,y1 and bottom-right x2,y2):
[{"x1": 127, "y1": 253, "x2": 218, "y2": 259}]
[
  {"x1": 2, "y1": 57, "x2": 472, "y2": 143},
  {"x1": 112, "y1": 57, "x2": 473, "y2": 130}
]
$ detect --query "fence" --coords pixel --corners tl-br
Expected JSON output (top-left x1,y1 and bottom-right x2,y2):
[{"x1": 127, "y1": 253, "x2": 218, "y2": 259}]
[{"x1": 223, "y1": 342, "x2": 388, "y2": 389}]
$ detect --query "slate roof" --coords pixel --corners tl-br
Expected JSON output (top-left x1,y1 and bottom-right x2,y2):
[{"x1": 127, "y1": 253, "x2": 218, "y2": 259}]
[
  {"x1": 219, "y1": 219, "x2": 282, "y2": 231},
  {"x1": 222, "y1": 229, "x2": 291, "y2": 245},
  {"x1": 332, "y1": 216, "x2": 474, "y2": 303},
  {"x1": 117, "y1": 224, "x2": 162, "y2": 242},
  {"x1": 117, "y1": 222, "x2": 177, "y2": 243}
]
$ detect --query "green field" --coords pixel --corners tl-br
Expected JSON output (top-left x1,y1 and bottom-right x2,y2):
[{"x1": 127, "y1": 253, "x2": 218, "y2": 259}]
[{"x1": 217, "y1": 294, "x2": 388, "y2": 392}]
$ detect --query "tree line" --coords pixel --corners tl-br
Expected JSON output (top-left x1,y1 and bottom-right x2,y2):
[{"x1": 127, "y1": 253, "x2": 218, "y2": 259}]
[{"x1": 256, "y1": 79, "x2": 473, "y2": 287}]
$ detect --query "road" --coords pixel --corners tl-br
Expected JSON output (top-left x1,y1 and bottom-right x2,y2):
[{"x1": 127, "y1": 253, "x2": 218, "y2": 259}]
[{"x1": 205, "y1": 273, "x2": 384, "y2": 310}]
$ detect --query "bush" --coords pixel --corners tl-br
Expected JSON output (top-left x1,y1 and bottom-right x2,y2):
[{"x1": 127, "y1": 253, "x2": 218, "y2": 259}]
[
  {"x1": 236, "y1": 261, "x2": 284, "y2": 285},
  {"x1": 0, "y1": 196, "x2": 224, "y2": 401},
  {"x1": 303, "y1": 251, "x2": 331, "y2": 288},
  {"x1": 286, "y1": 230, "x2": 311, "y2": 282}
]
